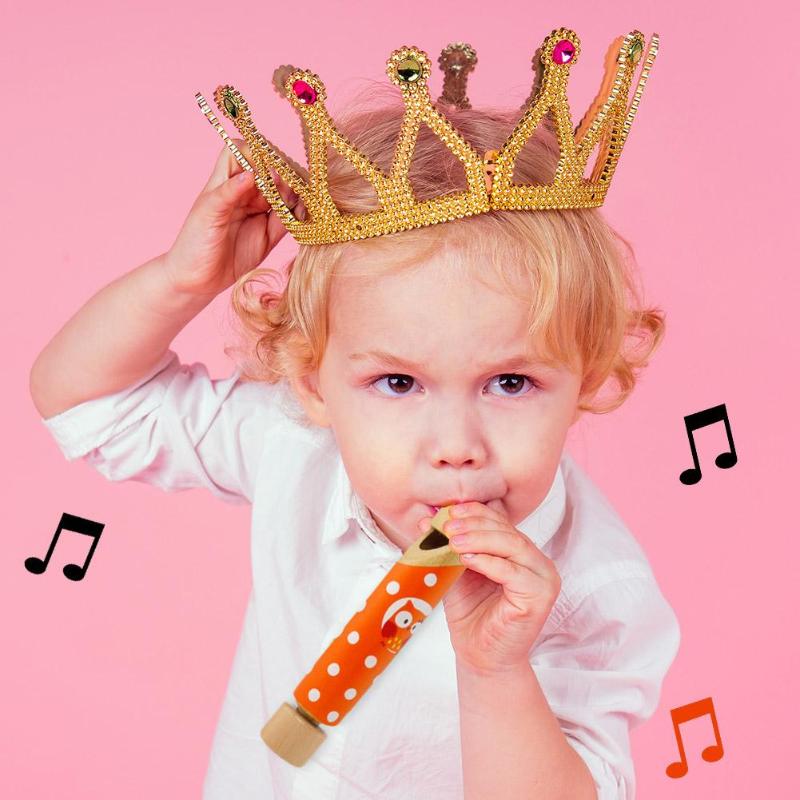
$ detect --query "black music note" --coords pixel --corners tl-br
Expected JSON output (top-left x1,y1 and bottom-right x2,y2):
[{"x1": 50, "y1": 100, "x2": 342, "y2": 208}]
[
  {"x1": 679, "y1": 403, "x2": 737, "y2": 485},
  {"x1": 665, "y1": 696, "x2": 724, "y2": 778},
  {"x1": 25, "y1": 512, "x2": 105, "y2": 581}
]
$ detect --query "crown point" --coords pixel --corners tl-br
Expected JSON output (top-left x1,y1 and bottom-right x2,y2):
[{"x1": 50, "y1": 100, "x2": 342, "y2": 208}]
[
  {"x1": 551, "y1": 39, "x2": 576, "y2": 65},
  {"x1": 292, "y1": 79, "x2": 318, "y2": 104}
]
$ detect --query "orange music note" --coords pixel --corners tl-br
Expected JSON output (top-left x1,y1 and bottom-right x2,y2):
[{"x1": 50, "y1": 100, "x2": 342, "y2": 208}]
[{"x1": 665, "y1": 696, "x2": 724, "y2": 779}]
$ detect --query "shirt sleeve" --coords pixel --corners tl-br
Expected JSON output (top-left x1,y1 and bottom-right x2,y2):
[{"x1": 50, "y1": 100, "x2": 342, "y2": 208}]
[
  {"x1": 531, "y1": 567, "x2": 681, "y2": 799},
  {"x1": 38, "y1": 348, "x2": 283, "y2": 505}
]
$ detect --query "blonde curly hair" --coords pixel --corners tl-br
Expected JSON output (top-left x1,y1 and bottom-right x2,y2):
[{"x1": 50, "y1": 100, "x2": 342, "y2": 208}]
[{"x1": 224, "y1": 80, "x2": 665, "y2": 422}]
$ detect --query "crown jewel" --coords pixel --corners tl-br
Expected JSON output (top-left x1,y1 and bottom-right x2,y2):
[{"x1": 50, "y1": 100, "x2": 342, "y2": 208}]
[{"x1": 195, "y1": 28, "x2": 658, "y2": 246}]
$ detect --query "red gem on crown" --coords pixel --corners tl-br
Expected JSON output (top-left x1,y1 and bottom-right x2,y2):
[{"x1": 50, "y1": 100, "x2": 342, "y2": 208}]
[
  {"x1": 292, "y1": 79, "x2": 317, "y2": 104},
  {"x1": 551, "y1": 39, "x2": 575, "y2": 64}
]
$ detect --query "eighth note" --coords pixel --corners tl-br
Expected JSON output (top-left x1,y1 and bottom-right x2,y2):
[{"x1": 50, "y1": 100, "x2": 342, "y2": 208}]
[
  {"x1": 25, "y1": 512, "x2": 105, "y2": 581},
  {"x1": 666, "y1": 696, "x2": 724, "y2": 779},
  {"x1": 679, "y1": 403, "x2": 738, "y2": 485}
]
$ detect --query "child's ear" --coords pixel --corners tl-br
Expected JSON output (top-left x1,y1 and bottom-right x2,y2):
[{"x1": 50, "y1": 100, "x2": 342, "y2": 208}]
[{"x1": 289, "y1": 372, "x2": 332, "y2": 428}]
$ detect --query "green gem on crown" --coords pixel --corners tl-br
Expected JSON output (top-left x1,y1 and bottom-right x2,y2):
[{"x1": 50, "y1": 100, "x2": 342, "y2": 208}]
[
  {"x1": 223, "y1": 91, "x2": 239, "y2": 118},
  {"x1": 627, "y1": 39, "x2": 643, "y2": 65},
  {"x1": 397, "y1": 57, "x2": 422, "y2": 82}
]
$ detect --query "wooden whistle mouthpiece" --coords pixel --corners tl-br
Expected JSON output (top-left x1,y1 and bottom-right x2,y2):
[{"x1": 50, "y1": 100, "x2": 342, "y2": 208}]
[{"x1": 260, "y1": 505, "x2": 465, "y2": 766}]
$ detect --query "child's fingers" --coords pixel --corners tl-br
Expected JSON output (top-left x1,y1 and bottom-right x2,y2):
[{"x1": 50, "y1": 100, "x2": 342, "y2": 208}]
[
  {"x1": 200, "y1": 140, "x2": 308, "y2": 235},
  {"x1": 195, "y1": 169, "x2": 257, "y2": 224},
  {"x1": 202, "y1": 138, "x2": 255, "y2": 193}
]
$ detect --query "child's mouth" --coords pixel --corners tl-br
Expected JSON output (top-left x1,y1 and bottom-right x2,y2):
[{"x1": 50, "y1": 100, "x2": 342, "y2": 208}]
[
  {"x1": 425, "y1": 498, "x2": 500, "y2": 516},
  {"x1": 425, "y1": 501, "x2": 473, "y2": 515}
]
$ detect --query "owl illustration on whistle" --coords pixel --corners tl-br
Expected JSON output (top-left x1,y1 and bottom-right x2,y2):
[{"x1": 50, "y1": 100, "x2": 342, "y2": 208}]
[{"x1": 380, "y1": 597, "x2": 430, "y2": 654}]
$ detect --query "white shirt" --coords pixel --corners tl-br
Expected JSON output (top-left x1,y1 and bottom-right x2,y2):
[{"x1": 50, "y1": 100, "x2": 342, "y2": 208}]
[{"x1": 41, "y1": 349, "x2": 680, "y2": 799}]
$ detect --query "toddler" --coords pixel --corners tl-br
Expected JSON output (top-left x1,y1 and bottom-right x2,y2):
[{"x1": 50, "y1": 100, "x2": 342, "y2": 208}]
[{"x1": 31, "y1": 70, "x2": 680, "y2": 799}]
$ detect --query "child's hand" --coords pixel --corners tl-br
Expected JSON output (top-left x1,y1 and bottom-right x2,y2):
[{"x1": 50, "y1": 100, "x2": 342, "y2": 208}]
[
  {"x1": 417, "y1": 501, "x2": 561, "y2": 676},
  {"x1": 164, "y1": 139, "x2": 306, "y2": 298}
]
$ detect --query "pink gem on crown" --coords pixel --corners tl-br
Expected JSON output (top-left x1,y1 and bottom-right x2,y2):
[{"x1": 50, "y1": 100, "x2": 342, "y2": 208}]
[
  {"x1": 292, "y1": 79, "x2": 317, "y2": 104},
  {"x1": 551, "y1": 39, "x2": 575, "y2": 64}
]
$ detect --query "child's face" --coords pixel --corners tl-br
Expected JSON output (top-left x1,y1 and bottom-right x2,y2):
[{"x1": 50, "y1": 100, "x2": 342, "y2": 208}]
[{"x1": 291, "y1": 246, "x2": 584, "y2": 550}]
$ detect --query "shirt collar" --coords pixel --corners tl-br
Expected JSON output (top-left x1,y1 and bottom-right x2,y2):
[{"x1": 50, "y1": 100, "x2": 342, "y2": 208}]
[{"x1": 322, "y1": 450, "x2": 567, "y2": 552}]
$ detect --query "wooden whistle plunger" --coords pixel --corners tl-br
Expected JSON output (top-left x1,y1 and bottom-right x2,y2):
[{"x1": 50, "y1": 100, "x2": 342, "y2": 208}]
[{"x1": 260, "y1": 505, "x2": 466, "y2": 766}]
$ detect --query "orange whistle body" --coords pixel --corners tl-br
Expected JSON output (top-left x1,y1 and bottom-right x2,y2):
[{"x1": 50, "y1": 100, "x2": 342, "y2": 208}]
[{"x1": 261, "y1": 506, "x2": 462, "y2": 766}]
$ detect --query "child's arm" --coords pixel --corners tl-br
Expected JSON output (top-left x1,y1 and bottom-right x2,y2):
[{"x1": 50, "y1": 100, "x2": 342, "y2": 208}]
[
  {"x1": 31, "y1": 136, "x2": 302, "y2": 418},
  {"x1": 31, "y1": 140, "x2": 304, "y2": 504},
  {"x1": 29, "y1": 252, "x2": 213, "y2": 419},
  {"x1": 457, "y1": 567, "x2": 680, "y2": 799},
  {"x1": 457, "y1": 660, "x2": 597, "y2": 799}
]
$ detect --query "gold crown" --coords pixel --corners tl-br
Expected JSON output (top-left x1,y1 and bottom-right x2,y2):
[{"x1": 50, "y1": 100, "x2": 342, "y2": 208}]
[{"x1": 195, "y1": 28, "x2": 659, "y2": 246}]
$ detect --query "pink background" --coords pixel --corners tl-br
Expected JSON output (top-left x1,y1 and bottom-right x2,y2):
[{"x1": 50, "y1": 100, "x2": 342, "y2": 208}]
[{"x1": 4, "y1": 0, "x2": 797, "y2": 796}]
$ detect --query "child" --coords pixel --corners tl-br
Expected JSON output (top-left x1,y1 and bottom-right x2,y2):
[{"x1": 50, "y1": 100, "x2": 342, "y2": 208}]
[{"x1": 30, "y1": 39, "x2": 679, "y2": 800}]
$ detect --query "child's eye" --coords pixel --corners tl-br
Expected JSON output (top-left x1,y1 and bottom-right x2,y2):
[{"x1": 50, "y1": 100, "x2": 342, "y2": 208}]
[
  {"x1": 370, "y1": 374, "x2": 418, "y2": 396},
  {"x1": 368, "y1": 373, "x2": 538, "y2": 397},
  {"x1": 488, "y1": 374, "x2": 538, "y2": 396}
]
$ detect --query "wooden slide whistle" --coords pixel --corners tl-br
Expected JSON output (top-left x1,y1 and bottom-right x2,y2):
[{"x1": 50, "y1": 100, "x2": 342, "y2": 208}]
[{"x1": 260, "y1": 505, "x2": 465, "y2": 766}]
